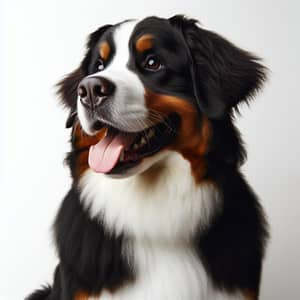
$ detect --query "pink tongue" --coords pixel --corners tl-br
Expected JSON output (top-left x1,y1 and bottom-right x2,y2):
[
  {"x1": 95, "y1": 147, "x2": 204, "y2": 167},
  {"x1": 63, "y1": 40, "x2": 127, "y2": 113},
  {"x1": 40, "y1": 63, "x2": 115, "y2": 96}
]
[{"x1": 88, "y1": 131, "x2": 136, "y2": 173}]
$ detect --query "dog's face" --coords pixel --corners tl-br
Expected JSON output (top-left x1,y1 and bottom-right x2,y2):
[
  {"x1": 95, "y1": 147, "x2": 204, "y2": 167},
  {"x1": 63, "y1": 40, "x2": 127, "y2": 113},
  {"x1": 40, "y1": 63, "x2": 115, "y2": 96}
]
[{"x1": 58, "y1": 16, "x2": 266, "y2": 179}]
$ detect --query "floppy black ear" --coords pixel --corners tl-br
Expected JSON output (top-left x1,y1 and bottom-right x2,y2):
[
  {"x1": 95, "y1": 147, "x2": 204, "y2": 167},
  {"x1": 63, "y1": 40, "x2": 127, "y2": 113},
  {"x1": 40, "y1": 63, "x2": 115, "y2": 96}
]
[
  {"x1": 56, "y1": 25, "x2": 112, "y2": 128},
  {"x1": 169, "y1": 16, "x2": 267, "y2": 119}
]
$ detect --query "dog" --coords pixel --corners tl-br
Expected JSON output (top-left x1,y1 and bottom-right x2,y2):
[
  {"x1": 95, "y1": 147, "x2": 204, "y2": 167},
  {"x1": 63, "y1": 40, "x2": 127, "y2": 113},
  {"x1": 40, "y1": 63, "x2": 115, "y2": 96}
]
[{"x1": 27, "y1": 15, "x2": 269, "y2": 300}]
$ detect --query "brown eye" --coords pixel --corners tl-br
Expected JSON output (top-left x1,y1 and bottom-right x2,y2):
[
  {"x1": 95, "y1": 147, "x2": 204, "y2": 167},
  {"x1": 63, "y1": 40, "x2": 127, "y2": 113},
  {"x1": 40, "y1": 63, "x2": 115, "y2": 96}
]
[{"x1": 144, "y1": 55, "x2": 162, "y2": 71}]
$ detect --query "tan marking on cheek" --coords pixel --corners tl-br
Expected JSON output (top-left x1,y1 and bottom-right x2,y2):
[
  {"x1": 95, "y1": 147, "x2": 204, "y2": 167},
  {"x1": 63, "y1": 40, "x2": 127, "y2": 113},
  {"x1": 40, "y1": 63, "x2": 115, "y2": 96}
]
[
  {"x1": 72, "y1": 123, "x2": 107, "y2": 178},
  {"x1": 135, "y1": 34, "x2": 154, "y2": 53},
  {"x1": 145, "y1": 90, "x2": 212, "y2": 183},
  {"x1": 74, "y1": 290, "x2": 90, "y2": 300},
  {"x1": 243, "y1": 289, "x2": 258, "y2": 300},
  {"x1": 99, "y1": 41, "x2": 111, "y2": 60}
]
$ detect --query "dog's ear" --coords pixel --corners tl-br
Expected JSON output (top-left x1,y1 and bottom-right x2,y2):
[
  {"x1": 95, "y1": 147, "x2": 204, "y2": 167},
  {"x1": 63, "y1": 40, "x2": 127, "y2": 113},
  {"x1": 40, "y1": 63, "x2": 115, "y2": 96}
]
[
  {"x1": 169, "y1": 15, "x2": 267, "y2": 119},
  {"x1": 56, "y1": 25, "x2": 112, "y2": 128}
]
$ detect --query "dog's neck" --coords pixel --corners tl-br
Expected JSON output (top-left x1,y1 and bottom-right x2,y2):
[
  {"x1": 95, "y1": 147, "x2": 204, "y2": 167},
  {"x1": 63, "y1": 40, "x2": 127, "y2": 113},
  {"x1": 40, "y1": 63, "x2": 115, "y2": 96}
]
[{"x1": 79, "y1": 151, "x2": 221, "y2": 242}]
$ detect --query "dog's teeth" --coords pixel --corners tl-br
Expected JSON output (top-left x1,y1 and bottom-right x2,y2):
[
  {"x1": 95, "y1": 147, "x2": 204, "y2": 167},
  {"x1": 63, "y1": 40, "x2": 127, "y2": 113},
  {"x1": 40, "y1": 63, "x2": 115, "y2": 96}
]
[
  {"x1": 147, "y1": 129, "x2": 155, "y2": 139},
  {"x1": 103, "y1": 127, "x2": 109, "y2": 137},
  {"x1": 120, "y1": 151, "x2": 124, "y2": 161},
  {"x1": 132, "y1": 135, "x2": 147, "y2": 150}
]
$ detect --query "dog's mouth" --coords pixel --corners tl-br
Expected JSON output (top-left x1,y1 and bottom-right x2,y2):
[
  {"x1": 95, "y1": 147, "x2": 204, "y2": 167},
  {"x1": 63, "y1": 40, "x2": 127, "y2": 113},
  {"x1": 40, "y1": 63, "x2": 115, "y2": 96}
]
[{"x1": 88, "y1": 114, "x2": 180, "y2": 174}]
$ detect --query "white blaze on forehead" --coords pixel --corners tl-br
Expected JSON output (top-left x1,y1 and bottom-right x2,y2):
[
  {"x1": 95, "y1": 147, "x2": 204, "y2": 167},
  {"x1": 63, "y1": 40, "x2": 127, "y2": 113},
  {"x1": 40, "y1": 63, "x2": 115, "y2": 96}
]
[
  {"x1": 87, "y1": 20, "x2": 139, "y2": 77},
  {"x1": 109, "y1": 20, "x2": 138, "y2": 70}
]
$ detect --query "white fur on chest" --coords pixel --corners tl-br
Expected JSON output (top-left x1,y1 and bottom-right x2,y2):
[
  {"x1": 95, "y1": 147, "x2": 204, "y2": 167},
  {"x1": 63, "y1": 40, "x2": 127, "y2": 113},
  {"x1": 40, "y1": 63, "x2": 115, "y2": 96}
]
[
  {"x1": 79, "y1": 152, "x2": 220, "y2": 241},
  {"x1": 90, "y1": 240, "x2": 243, "y2": 300},
  {"x1": 89, "y1": 241, "x2": 244, "y2": 300},
  {"x1": 97, "y1": 242, "x2": 211, "y2": 300},
  {"x1": 79, "y1": 152, "x2": 244, "y2": 300}
]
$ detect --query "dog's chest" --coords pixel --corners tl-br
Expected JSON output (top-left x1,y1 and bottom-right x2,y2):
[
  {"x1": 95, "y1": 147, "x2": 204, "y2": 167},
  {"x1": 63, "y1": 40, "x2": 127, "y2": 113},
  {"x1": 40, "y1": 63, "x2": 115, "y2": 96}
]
[
  {"x1": 97, "y1": 242, "x2": 208, "y2": 300},
  {"x1": 90, "y1": 241, "x2": 243, "y2": 300},
  {"x1": 79, "y1": 153, "x2": 243, "y2": 300}
]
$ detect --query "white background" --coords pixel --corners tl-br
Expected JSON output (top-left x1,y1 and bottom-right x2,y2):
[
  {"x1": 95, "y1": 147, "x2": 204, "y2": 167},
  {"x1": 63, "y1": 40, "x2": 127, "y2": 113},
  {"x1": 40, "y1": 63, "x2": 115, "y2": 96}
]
[{"x1": 0, "y1": 0, "x2": 299, "y2": 299}]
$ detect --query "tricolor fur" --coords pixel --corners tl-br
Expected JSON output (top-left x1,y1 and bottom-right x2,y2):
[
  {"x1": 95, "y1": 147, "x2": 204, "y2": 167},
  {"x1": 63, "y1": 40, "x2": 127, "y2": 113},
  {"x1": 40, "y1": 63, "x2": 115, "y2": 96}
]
[{"x1": 27, "y1": 16, "x2": 268, "y2": 300}]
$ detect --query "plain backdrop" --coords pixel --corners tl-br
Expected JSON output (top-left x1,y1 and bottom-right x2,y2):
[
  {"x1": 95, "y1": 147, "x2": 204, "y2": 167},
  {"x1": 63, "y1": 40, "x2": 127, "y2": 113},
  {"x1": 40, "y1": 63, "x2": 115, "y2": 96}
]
[{"x1": 1, "y1": 0, "x2": 299, "y2": 299}]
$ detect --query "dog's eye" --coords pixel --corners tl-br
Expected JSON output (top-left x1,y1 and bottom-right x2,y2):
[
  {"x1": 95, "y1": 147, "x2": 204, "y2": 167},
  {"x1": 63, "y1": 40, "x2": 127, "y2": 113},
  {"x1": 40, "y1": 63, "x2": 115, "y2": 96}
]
[
  {"x1": 143, "y1": 55, "x2": 162, "y2": 71},
  {"x1": 97, "y1": 59, "x2": 105, "y2": 71}
]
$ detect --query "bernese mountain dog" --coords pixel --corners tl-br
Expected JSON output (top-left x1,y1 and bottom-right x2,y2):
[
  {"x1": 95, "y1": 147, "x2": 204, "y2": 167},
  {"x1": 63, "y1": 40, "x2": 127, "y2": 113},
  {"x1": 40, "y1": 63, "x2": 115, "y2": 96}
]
[{"x1": 27, "y1": 15, "x2": 269, "y2": 300}]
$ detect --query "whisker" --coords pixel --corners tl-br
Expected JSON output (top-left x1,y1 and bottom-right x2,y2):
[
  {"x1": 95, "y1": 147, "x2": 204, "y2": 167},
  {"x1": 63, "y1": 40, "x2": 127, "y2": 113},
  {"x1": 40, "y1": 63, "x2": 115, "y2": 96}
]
[{"x1": 148, "y1": 109, "x2": 178, "y2": 134}]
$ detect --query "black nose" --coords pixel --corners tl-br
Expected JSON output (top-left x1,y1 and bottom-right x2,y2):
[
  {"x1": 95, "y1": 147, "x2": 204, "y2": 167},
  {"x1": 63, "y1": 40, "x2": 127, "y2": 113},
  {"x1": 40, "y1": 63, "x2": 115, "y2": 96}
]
[{"x1": 77, "y1": 76, "x2": 115, "y2": 109}]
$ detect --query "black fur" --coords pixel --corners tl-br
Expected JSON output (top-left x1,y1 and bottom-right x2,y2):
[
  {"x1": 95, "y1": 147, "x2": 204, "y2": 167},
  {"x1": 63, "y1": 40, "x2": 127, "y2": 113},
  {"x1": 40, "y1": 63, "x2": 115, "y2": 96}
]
[
  {"x1": 26, "y1": 266, "x2": 60, "y2": 300},
  {"x1": 197, "y1": 170, "x2": 268, "y2": 293},
  {"x1": 27, "y1": 189, "x2": 134, "y2": 300},
  {"x1": 26, "y1": 285, "x2": 52, "y2": 300},
  {"x1": 28, "y1": 15, "x2": 268, "y2": 299},
  {"x1": 54, "y1": 188, "x2": 134, "y2": 296},
  {"x1": 169, "y1": 15, "x2": 267, "y2": 119}
]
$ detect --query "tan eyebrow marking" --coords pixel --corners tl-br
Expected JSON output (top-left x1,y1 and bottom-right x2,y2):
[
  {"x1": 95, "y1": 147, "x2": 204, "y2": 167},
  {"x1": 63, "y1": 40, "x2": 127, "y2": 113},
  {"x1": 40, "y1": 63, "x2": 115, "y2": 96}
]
[
  {"x1": 99, "y1": 41, "x2": 111, "y2": 60},
  {"x1": 135, "y1": 34, "x2": 154, "y2": 53}
]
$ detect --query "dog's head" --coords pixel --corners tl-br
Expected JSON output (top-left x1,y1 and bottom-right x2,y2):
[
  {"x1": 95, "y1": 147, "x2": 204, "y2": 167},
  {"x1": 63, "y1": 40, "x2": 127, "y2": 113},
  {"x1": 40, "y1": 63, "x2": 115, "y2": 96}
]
[{"x1": 58, "y1": 16, "x2": 266, "y2": 179}]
